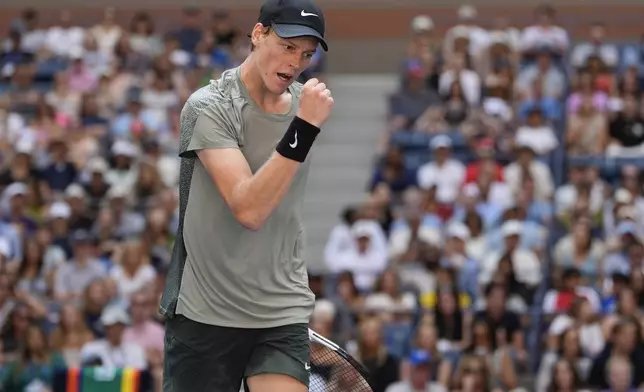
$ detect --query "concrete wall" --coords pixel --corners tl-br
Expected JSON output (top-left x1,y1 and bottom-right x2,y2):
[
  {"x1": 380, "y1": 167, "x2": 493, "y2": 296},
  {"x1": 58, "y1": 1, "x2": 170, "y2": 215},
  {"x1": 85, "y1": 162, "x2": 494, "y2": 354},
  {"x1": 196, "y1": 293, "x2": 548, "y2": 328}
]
[{"x1": 1, "y1": 1, "x2": 642, "y2": 73}]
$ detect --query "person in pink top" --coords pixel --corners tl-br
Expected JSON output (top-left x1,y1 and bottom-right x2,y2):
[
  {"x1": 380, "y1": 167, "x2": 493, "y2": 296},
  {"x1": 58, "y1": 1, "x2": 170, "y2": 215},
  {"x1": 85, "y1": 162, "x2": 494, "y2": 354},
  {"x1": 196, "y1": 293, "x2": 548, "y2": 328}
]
[{"x1": 123, "y1": 291, "x2": 164, "y2": 355}]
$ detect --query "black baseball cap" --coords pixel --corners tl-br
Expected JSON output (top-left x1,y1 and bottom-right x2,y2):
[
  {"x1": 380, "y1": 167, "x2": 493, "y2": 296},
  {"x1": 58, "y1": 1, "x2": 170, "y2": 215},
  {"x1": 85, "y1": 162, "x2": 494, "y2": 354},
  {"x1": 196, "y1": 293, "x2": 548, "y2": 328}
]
[{"x1": 258, "y1": 0, "x2": 328, "y2": 51}]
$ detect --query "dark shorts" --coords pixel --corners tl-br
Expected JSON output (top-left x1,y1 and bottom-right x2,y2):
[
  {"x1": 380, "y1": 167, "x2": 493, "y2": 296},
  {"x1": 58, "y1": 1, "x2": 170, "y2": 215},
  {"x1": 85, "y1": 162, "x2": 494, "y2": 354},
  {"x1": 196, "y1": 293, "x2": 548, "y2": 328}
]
[{"x1": 162, "y1": 315, "x2": 310, "y2": 392}]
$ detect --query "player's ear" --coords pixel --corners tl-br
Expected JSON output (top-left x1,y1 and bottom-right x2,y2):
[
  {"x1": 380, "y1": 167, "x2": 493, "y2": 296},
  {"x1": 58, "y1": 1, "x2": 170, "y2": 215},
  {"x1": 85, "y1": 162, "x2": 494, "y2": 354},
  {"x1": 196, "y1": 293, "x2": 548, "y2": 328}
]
[{"x1": 251, "y1": 23, "x2": 269, "y2": 49}]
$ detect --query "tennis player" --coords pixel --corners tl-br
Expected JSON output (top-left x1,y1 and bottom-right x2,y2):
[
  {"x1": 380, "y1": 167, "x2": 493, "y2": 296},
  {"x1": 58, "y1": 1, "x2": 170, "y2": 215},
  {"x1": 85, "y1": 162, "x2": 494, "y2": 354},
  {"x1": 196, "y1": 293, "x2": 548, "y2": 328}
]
[{"x1": 159, "y1": 0, "x2": 332, "y2": 391}]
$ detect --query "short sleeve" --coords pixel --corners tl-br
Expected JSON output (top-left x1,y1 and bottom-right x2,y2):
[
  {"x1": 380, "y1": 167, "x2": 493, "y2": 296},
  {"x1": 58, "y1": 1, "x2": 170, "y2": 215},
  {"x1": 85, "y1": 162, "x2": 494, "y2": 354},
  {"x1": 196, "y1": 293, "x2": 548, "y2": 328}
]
[{"x1": 181, "y1": 104, "x2": 240, "y2": 158}]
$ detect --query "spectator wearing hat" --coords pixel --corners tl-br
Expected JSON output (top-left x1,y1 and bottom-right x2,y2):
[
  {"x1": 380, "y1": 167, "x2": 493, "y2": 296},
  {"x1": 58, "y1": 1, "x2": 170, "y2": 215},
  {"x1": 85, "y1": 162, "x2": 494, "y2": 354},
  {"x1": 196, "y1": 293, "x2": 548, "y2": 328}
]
[
  {"x1": 53, "y1": 230, "x2": 106, "y2": 302},
  {"x1": 105, "y1": 140, "x2": 138, "y2": 190},
  {"x1": 444, "y1": 5, "x2": 489, "y2": 58},
  {"x1": 325, "y1": 220, "x2": 388, "y2": 292},
  {"x1": 64, "y1": 183, "x2": 93, "y2": 231},
  {"x1": 80, "y1": 304, "x2": 147, "y2": 370},
  {"x1": 82, "y1": 157, "x2": 110, "y2": 212},
  {"x1": 385, "y1": 349, "x2": 446, "y2": 392},
  {"x1": 417, "y1": 135, "x2": 466, "y2": 205},
  {"x1": 2, "y1": 182, "x2": 37, "y2": 237}
]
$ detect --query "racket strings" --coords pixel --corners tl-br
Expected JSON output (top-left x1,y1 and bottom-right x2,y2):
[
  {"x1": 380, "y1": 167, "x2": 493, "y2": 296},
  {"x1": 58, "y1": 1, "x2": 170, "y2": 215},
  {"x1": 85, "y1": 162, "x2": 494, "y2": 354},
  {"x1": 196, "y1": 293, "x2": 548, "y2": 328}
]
[{"x1": 309, "y1": 342, "x2": 373, "y2": 392}]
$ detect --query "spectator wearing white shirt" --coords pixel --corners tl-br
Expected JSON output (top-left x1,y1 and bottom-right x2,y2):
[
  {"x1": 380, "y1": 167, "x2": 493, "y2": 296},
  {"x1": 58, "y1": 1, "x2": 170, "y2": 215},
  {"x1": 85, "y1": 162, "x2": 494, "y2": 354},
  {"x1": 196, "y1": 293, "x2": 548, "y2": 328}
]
[
  {"x1": 11, "y1": 9, "x2": 46, "y2": 54},
  {"x1": 80, "y1": 305, "x2": 147, "y2": 370},
  {"x1": 571, "y1": 22, "x2": 619, "y2": 70},
  {"x1": 417, "y1": 135, "x2": 466, "y2": 204},
  {"x1": 479, "y1": 220, "x2": 542, "y2": 290},
  {"x1": 45, "y1": 10, "x2": 85, "y2": 59},
  {"x1": 110, "y1": 240, "x2": 156, "y2": 301},
  {"x1": 439, "y1": 50, "x2": 481, "y2": 106},
  {"x1": 90, "y1": 7, "x2": 123, "y2": 58},
  {"x1": 325, "y1": 220, "x2": 388, "y2": 292},
  {"x1": 519, "y1": 5, "x2": 569, "y2": 55},
  {"x1": 504, "y1": 142, "x2": 554, "y2": 201},
  {"x1": 444, "y1": 5, "x2": 490, "y2": 58},
  {"x1": 515, "y1": 107, "x2": 559, "y2": 155}
]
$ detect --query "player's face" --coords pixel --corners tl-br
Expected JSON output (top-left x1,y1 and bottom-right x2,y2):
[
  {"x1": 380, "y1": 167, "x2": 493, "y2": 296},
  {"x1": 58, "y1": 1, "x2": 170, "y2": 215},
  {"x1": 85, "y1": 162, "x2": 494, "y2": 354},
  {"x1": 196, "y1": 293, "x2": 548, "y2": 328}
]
[{"x1": 253, "y1": 26, "x2": 318, "y2": 94}]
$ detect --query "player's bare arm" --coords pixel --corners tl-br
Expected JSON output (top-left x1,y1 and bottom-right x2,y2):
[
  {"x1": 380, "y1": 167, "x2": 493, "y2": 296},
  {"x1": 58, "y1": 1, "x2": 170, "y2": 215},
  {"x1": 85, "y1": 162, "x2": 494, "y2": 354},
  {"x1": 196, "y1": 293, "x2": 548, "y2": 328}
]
[{"x1": 197, "y1": 78, "x2": 333, "y2": 231}]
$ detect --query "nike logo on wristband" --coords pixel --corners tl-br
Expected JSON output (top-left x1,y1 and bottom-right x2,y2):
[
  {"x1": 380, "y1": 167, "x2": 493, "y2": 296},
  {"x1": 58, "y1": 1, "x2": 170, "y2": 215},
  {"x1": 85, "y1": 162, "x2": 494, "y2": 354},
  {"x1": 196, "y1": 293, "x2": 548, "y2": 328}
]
[{"x1": 290, "y1": 132, "x2": 298, "y2": 148}]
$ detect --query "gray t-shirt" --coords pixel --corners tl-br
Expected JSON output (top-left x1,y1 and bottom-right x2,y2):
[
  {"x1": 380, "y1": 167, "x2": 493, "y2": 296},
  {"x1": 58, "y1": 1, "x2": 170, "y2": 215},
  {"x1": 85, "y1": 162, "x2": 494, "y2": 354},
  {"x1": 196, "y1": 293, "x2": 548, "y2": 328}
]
[{"x1": 160, "y1": 67, "x2": 315, "y2": 328}]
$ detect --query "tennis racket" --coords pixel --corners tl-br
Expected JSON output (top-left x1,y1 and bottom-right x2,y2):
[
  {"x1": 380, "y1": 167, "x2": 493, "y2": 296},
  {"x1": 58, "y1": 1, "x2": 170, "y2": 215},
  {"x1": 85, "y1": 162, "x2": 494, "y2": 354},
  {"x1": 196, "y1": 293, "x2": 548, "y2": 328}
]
[{"x1": 308, "y1": 329, "x2": 374, "y2": 392}]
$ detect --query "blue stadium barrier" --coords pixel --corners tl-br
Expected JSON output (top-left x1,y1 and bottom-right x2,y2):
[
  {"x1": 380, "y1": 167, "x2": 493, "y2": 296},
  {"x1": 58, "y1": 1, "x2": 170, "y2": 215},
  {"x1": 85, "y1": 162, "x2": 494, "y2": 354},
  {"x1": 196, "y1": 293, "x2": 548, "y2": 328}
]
[{"x1": 390, "y1": 131, "x2": 468, "y2": 151}]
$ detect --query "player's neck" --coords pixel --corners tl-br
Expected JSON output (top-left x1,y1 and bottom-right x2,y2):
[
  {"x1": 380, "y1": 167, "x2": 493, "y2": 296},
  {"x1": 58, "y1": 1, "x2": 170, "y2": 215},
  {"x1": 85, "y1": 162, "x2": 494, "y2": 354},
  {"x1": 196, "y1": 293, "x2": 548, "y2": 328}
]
[{"x1": 240, "y1": 56, "x2": 287, "y2": 110}]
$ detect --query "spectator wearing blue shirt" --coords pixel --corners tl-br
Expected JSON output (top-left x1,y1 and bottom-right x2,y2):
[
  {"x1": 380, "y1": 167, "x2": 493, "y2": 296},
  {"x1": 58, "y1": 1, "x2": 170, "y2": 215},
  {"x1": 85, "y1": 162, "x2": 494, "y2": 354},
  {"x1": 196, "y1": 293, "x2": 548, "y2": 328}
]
[
  {"x1": 174, "y1": 8, "x2": 202, "y2": 53},
  {"x1": 41, "y1": 139, "x2": 77, "y2": 193}
]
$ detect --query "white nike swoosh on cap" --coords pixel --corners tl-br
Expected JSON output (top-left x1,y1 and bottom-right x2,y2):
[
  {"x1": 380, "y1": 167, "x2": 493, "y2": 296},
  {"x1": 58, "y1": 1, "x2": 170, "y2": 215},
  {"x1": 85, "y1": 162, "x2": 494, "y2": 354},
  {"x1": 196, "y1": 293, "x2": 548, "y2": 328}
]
[{"x1": 301, "y1": 10, "x2": 318, "y2": 17}]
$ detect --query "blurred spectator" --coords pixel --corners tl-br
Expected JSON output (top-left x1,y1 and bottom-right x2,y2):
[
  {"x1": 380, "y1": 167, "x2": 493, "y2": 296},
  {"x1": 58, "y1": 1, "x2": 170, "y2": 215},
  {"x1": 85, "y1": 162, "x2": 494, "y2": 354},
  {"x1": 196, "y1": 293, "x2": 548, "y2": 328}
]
[
  {"x1": 45, "y1": 10, "x2": 85, "y2": 59},
  {"x1": 519, "y1": 5, "x2": 569, "y2": 56},
  {"x1": 571, "y1": 22, "x2": 619, "y2": 71}
]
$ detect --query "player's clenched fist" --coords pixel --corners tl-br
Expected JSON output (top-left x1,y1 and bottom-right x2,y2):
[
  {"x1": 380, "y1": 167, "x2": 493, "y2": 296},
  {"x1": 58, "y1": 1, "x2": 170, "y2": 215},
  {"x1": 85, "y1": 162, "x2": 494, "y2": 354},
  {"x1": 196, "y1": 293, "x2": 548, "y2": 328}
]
[{"x1": 297, "y1": 78, "x2": 334, "y2": 128}]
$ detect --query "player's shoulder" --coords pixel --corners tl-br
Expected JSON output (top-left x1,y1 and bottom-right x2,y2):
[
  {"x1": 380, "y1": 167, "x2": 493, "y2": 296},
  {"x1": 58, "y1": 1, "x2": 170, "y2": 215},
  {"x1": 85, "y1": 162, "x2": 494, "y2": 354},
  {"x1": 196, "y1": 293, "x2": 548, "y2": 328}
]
[{"x1": 183, "y1": 67, "x2": 244, "y2": 115}]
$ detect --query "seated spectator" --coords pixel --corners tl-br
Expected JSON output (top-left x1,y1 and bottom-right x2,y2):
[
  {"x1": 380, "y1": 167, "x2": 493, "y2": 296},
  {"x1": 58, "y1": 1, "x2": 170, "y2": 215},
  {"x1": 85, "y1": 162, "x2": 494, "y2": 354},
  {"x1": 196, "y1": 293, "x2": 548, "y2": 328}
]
[
  {"x1": 545, "y1": 358, "x2": 590, "y2": 392},
  {"x1": 0, "y1": 62, "x2": 40, "y2": 117},
  {"x1": 128, "y1": 12, "x2": 163, "y2": 58},
  {"x1": 566, "y1": 95, "x2": 609, "y2": 156},
  {"x1": 110, "y1": 239, "x2": 156, "y2": 301},
  {"x1": 587, "y1": 317, "x2": 644, "y2": 389},
  {"x1": 441, "y1": 80, "x2": 471, "y2": 128},
  {"x1": 417, "y1": 135, "x2": 466, "y2": 205},
  {"x1": 15, "y1": 237, "x2": 49, "y2": 300},
  {"x1": 504, "y1": 142, "x2": 554, "y2": 201},
  {"x1": 601, "y1": 288, "x2": 644, "y2": 341},
  {"x1": 388, "y1": 60, "x2": 442, "y2": 132},
  {"x1": 403, "y1": 323, "x2": 452, "y2": 388},
  {"x1": 464, "y1": 138, "x2": 504, "y2": 184},
  {"x1": 480, "y1": 221, "x2": 542, "y2": 296},
  {"x1": 607, "y1": 96, "x2": 644, "y2": 157},
  {"x1": 325, "y1": 220, "x2": 388, "y2": 292},
  {"x1": 441, "y1": 222, "x2": 479, "y2": 298},
  {"x1": 519, "y1": 5, "x2": 569, "y2": 57},
  {"x1": 515, "y1": 49, "x2": 566, "y2": 101},
  {"x1": 123, "y1": 291, "x2": 164, "y2": 375},
  {"x1": 439, "y1": 54, "x2": 481, "y2": 107},
  {"x1": 444, "y1": 5, "x2": 490, "y2": 58},
  {"x1": 0, "y1": 324, "x2": 66, "y2": 392},
  {"x1": 385, "y1": 349, "x2": 447, "y2": 392},
  {"x1": 553, "y1": 217, "x2": 605, "y2": 286},
  {"x1": 49, "y1": 303, "x2": 94, "y2": 367},
  {"x1": 543, "y1": 268, "x2": 601, "y2": 316},
  {"x1": 41, "y1": 139, "x2": 77, "y2": 193},
  {"x1": 555, "y1": 166, "x2": 605, "y2": 226},
  {"x1": 90, "y1": 7, "x2": 122, "y2": 57},
  {"x1": 604, "y1": 355, "x2": 638, "y2": 392},
  {"x1": 370, "y1": 146, "x2": 417, "y2": 195},
  {"x1": 80, "y1": 279, "x2": 110, "y2": 338},
  {"x1": 54, "y1": 230, "x2": 106, "y2": 302},
  {"x1": 515, "y1": 106, "x2": 559, "y2": 155},
  {"x1": 80, "y1": 304, "x2": 147, "y2": 370},
  {"x1": 567, "y1": 71, "x2": 609, "y2": 115},
  {"x1": 450, "y1": 355, "x2": 496, "y2": 392},
  {"x1": 365, "y1": 269, "x2": 417, "y2": 323},
  {"x1": 44, "y1": 10, "x2": 84, "y2": 59},
  {"x1": 570, "y1": 22, "x2": 619, "y2": 71},
  {"x1": 547, "y1": 296, "x2": 605, "y2": 358},
  {"x1": 346, "y1": 317, "x2": 399, "y2": 392},
  {"x1": 427, "y1": 288, "x2": 470, "y2": 354}
]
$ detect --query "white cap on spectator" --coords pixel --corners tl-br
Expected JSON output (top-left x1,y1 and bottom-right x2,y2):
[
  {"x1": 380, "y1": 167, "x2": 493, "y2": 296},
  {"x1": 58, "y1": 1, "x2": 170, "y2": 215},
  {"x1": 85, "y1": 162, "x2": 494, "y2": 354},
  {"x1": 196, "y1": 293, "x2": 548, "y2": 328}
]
[
  {"x1": 418, "y1": 226, "x2": 442, "y2": 246},
  {"x1": 501, "y1": 220, "x2": 523, "y2": 237},
  {"x1": 614, "y1": 188, "x2": 633, "y2": 204},
  {"x1": 458, "y1": 4, "x2": 477, "y2": 20},
  {"x1": 3, "y1": 182, "x2": 28, "y2": 199},
  {"x1": 451, "y1": 25, "x2": 470, "y2": 40},
  {"x1": 65, "y1": 183, "x2": 86, "y2": 199},
  {"x1": 364, "y1": 294, "x2": 396, "y2": 313},
  {"x1": 100, "y1": 305, "x2": 131, "y2": 326},
  {"x1": 107, "y1": 185, "x2": 129, "y2": 200},
  {"x1": 489, "y1": 31, "x2": 510, "y2": 46},
  {"x1": 351, "y1": 220, "x2": 373, "y2": 238},
  {"x1": 48, "y1": 201, "x2": 71, "y2": 220},
  {"x1": 411, "y1": 15, "x2": 434, "y2": 32},
  {"x1": 313, "y1": 299, "x2": 337, "y2": 321},
  {"x1": 0, "y1": 237, "x2": 10, "y2": 258},
  {"x1": 447, "y1": 222, "x2": 471, "y2": 241},
  {"x1": 430, "y1": 135, "x2": 452, "y2": 150},
  {"x1": 462, "y1": 183, "x2": 480, "y2": 198},
  {"x1": 111, "y1": 140, "x2": 138, "y2": 158},
  {"x1": 87, "y1": 157, "x2": 109, "y2": 174},
  {"x1": 15, "y1": 138, "x2": 34, "y2": 155},
  {"x1": 69, "y1": 47, "x2": 84, "y2": 60}
]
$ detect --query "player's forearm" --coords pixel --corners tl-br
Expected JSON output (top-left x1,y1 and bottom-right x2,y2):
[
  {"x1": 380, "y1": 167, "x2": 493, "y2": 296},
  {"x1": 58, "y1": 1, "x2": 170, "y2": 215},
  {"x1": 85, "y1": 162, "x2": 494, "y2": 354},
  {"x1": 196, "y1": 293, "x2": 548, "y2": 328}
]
[{"x1": 231, "y1": 153, "x2": 300, "y2": 230}]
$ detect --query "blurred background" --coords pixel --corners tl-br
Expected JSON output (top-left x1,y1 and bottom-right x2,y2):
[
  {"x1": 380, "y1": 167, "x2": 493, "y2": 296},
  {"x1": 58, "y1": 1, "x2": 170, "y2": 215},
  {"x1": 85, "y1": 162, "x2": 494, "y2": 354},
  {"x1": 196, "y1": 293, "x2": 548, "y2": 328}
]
[{"x1": 0, "y1": 1, "x2": 644, "y2": 391}]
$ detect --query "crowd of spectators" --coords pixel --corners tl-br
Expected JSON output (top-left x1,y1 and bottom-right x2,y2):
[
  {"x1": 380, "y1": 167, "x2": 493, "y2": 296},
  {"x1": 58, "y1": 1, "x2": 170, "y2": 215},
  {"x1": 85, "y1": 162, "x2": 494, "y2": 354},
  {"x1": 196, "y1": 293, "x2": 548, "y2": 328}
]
[
  {"x1": 320, "y1": 3, "x2": 644, "y2": 392},
  {"x1": 0, "y1": 6, "x2": 293, "y2": 392},
  {"x1": 1, "y1": 3, "x2": 644, "y2": 392}
]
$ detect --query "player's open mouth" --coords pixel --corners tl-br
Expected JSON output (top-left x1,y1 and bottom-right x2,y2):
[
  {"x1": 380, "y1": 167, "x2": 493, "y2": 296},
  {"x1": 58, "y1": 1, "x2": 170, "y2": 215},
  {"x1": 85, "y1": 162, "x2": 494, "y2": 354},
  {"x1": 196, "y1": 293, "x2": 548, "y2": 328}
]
[{"x1": 277, "y1": 73, "x2": 293, "y2": 82}]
